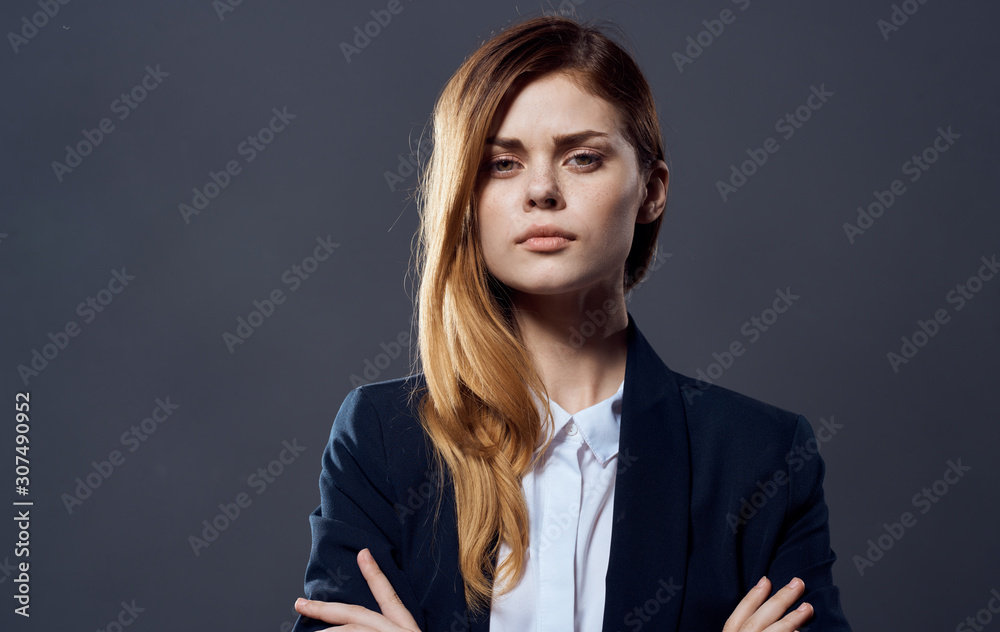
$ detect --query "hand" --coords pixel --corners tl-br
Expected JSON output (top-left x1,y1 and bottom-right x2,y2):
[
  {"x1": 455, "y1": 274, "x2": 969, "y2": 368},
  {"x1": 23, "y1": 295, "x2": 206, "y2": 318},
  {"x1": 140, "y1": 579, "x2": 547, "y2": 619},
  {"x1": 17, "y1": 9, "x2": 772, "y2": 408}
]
[
  {"x1": 722, "y1": 576, "x2": 814, "y2": 632},
  {"x1": 294, "y1": 548, "x2": 422, "y2": 632}
]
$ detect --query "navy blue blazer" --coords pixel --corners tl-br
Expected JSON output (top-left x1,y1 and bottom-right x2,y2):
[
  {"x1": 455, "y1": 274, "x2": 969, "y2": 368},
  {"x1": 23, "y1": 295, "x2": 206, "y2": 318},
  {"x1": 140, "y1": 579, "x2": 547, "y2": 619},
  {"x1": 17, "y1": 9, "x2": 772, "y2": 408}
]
[{"x1": 292, "y1": 313, "x2": 852, "y2": 631}]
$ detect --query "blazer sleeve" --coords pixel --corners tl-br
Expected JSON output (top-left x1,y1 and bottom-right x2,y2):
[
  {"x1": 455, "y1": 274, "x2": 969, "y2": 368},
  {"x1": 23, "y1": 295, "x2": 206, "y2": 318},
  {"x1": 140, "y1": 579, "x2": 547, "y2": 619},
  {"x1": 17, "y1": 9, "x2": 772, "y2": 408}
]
[
  {"x1": 292, "y1": 387, "x2": 427, "y2": 632},
  {"x1": 764, "y1": 414, "x2": 852, "y2": 631}
]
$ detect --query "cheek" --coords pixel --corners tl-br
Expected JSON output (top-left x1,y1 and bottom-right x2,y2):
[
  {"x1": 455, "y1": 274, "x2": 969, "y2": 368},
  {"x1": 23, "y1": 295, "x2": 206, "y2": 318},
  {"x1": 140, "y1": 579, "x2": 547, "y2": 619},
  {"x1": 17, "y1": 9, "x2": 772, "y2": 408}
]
[
  {"x1": 477, "y1": 181, "x2": 517, "y2": 227},
  {"x1": 475, "y1": 192, "x2": 507, "y2": 258},
  {"x1": 587, "y1": 187, "x2": 639, "y2": 245}
]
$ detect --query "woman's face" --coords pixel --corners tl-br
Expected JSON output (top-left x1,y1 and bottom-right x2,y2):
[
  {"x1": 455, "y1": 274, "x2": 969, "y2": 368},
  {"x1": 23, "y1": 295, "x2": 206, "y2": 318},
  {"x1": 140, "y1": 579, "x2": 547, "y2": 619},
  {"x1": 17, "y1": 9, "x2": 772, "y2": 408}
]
[{"x1": 474, "y1": 71, "x2": 665, "y2": 301}]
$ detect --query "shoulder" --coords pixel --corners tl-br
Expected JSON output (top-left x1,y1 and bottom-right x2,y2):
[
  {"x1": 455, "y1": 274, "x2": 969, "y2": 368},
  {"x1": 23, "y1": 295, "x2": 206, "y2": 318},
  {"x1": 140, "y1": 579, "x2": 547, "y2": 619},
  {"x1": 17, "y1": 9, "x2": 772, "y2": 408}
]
[
  {"x1": 346, "y1": 373, "x2": 427, "y2": 417},
  {"x1": 667, "y1": 369, "x2": 826, "y2": 494},
  {"x1": 629, "y1": 317, "x2": 805, "y2": 445},
  {"x1": 327, "y1": 374, "x2": 434, "y2": 485},
  {"x1": 670, "y1": 369, "x2": 807, "y2": 448},
  {"x1": 332, "y1": 372, "x2": 428, "y2": 440}
]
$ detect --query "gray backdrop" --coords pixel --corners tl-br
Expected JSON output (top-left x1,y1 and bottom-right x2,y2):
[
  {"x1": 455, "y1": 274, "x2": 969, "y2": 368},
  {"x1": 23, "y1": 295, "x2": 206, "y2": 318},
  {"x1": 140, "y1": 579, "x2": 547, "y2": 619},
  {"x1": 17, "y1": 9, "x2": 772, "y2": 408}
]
[{"x1": 2, "y1": 0, "x2": 998, "y2": 630}]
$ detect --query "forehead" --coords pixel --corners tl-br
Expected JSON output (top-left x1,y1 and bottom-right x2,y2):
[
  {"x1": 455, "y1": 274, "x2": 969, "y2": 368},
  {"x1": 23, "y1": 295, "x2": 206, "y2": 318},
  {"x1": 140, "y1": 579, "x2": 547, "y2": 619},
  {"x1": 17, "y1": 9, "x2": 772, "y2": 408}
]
[{"x1": 487, "y1": 72, "x2": 625, "y2": 141}]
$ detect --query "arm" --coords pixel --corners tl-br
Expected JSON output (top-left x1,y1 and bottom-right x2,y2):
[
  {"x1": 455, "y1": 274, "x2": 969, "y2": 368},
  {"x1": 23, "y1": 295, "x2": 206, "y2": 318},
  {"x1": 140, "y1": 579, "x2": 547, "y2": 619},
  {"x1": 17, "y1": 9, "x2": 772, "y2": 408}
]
[
  {"x1": 762, "y1": 415, "x2": 852, "y2": 631},
  {"x1": 292, "y1": 387, "x2": 426, "y2": 632}
]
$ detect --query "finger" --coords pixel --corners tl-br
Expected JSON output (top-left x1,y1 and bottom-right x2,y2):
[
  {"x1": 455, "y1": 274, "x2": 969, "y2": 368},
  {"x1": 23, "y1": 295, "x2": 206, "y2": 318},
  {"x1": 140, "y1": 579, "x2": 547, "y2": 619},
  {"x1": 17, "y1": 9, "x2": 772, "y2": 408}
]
[
  {"x1": 769, "y1": 601, "x2": 813, "y2": 632},
  {"x1": 294, "y1": 597, "x2": 384, "y2": 630},
  {"x1": 760, "y1": 601, "x2": 813, "y2": 632},
  {"x1": 740, "y1": 577, "x2": 807, "y2": 631},
  {"x1": 723, "y1": 576, "x2": 771, "y2": 632},
  {"x1": 357, "y1": 548, "x2": 421, "y2": 629}
]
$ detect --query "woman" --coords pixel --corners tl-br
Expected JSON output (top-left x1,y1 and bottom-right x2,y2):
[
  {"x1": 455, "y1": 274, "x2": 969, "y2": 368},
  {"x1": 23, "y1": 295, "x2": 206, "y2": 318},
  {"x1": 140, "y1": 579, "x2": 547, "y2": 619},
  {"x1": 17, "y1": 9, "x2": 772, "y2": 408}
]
[{"x1": 292, "y1": 14, "x2": 851, "y2": 632}]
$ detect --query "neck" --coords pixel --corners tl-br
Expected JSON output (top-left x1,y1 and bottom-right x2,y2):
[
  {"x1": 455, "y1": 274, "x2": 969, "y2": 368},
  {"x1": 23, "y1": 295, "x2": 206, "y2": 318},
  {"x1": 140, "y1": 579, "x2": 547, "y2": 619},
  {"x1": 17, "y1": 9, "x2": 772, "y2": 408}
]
[{"x1": 510, "y1": 288, "x2": 629, "y2": 415}]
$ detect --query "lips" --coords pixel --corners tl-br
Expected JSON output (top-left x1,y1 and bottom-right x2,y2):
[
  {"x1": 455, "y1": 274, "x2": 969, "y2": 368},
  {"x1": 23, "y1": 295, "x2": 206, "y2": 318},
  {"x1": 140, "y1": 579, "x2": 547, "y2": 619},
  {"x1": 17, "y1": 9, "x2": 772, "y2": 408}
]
[
  {"x1": 516, "y1": 224, "x2": 576, "y2": 253},
  {"x1": 515, "y1": 224, "x2": 576, "y2": 244}
]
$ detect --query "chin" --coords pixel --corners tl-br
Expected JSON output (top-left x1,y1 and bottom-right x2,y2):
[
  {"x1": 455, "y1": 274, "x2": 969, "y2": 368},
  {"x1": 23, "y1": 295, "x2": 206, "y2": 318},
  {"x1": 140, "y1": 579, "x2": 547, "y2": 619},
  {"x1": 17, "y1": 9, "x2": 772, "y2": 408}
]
[
  {"x1": 488, "y1": 262, "x2": 603, "y2": 297},
  {"x1": 504, "y1": 276, "x2": 592, "y2": 297}
]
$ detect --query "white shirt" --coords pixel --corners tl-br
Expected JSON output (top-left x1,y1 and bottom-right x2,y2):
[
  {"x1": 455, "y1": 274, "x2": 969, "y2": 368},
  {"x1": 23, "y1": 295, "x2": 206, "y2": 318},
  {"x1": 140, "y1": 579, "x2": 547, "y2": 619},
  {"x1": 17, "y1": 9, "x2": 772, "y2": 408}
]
[{"x1": 489, "y1": 378, "x2": 625, "y2": 632}]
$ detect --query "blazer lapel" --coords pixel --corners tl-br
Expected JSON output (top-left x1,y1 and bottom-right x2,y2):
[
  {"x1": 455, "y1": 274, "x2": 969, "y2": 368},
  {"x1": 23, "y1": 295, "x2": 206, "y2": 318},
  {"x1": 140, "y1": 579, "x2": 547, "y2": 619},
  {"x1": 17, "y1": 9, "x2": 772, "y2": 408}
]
[{"x1": 602, "y1": 312, "x2": 691, "y2": 631}]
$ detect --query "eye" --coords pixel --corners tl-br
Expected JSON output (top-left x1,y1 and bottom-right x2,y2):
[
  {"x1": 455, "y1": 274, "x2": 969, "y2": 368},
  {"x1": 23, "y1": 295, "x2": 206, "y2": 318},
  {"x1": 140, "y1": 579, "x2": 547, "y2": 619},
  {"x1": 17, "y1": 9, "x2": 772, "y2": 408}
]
[
  {"x1": 493, "y1": 158, "x2": 517, "y2": 172},
  {"x1": 481, "y1": 151, "x2": 603, "y2": 177},
  {"x1": 568, "y1": 151, "x2": 603, "y2": 168},
  {"x1": 483, "y1": 155, "x2": 522, "y2": 177}
]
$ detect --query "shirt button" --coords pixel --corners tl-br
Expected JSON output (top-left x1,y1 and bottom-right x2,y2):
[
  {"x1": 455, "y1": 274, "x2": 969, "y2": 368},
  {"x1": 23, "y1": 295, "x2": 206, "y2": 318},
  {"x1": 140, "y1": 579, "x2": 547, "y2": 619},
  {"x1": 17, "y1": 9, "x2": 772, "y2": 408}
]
[{"x1": 566, "y1": 422, "x2": 578, "y2": 436}]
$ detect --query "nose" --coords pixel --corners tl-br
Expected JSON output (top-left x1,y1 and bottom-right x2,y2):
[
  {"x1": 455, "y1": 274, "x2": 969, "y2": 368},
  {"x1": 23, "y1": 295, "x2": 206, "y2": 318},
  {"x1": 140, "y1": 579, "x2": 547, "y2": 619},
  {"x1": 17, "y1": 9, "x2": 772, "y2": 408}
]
[{"x1": 525, "y1": 166, "x2": 563, "y2": 211}]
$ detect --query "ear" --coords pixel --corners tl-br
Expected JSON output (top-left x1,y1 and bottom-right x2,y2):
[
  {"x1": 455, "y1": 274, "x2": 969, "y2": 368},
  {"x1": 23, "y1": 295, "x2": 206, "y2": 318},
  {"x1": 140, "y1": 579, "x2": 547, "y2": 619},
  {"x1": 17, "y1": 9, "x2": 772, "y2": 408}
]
[{"x1": 636, "y1": 160, "x2": 669, "y2": 225}]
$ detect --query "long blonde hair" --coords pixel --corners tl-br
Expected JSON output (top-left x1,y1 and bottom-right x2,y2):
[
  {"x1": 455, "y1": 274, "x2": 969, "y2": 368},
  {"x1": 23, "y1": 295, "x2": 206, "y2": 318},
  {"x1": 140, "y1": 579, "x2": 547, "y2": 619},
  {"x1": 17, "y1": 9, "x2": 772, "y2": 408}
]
[{"x1": 408, "y1": 14, "x2": 667, "y2": 615}]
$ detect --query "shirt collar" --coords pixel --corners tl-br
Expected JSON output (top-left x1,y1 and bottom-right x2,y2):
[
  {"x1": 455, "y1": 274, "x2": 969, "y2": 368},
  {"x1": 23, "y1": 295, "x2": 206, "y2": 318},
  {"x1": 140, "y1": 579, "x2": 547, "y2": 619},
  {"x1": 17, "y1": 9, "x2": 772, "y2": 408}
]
[{"x1": 533, "y1": 378, "x2": 625, "y2": 466}]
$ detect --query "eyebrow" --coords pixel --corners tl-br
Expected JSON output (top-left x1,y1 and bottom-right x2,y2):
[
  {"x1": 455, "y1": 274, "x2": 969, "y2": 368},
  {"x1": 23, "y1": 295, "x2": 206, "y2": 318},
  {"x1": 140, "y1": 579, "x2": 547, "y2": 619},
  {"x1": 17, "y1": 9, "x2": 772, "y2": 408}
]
[{"x1": 484, "y1": 130, "x2": 610, "y2": 151}]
